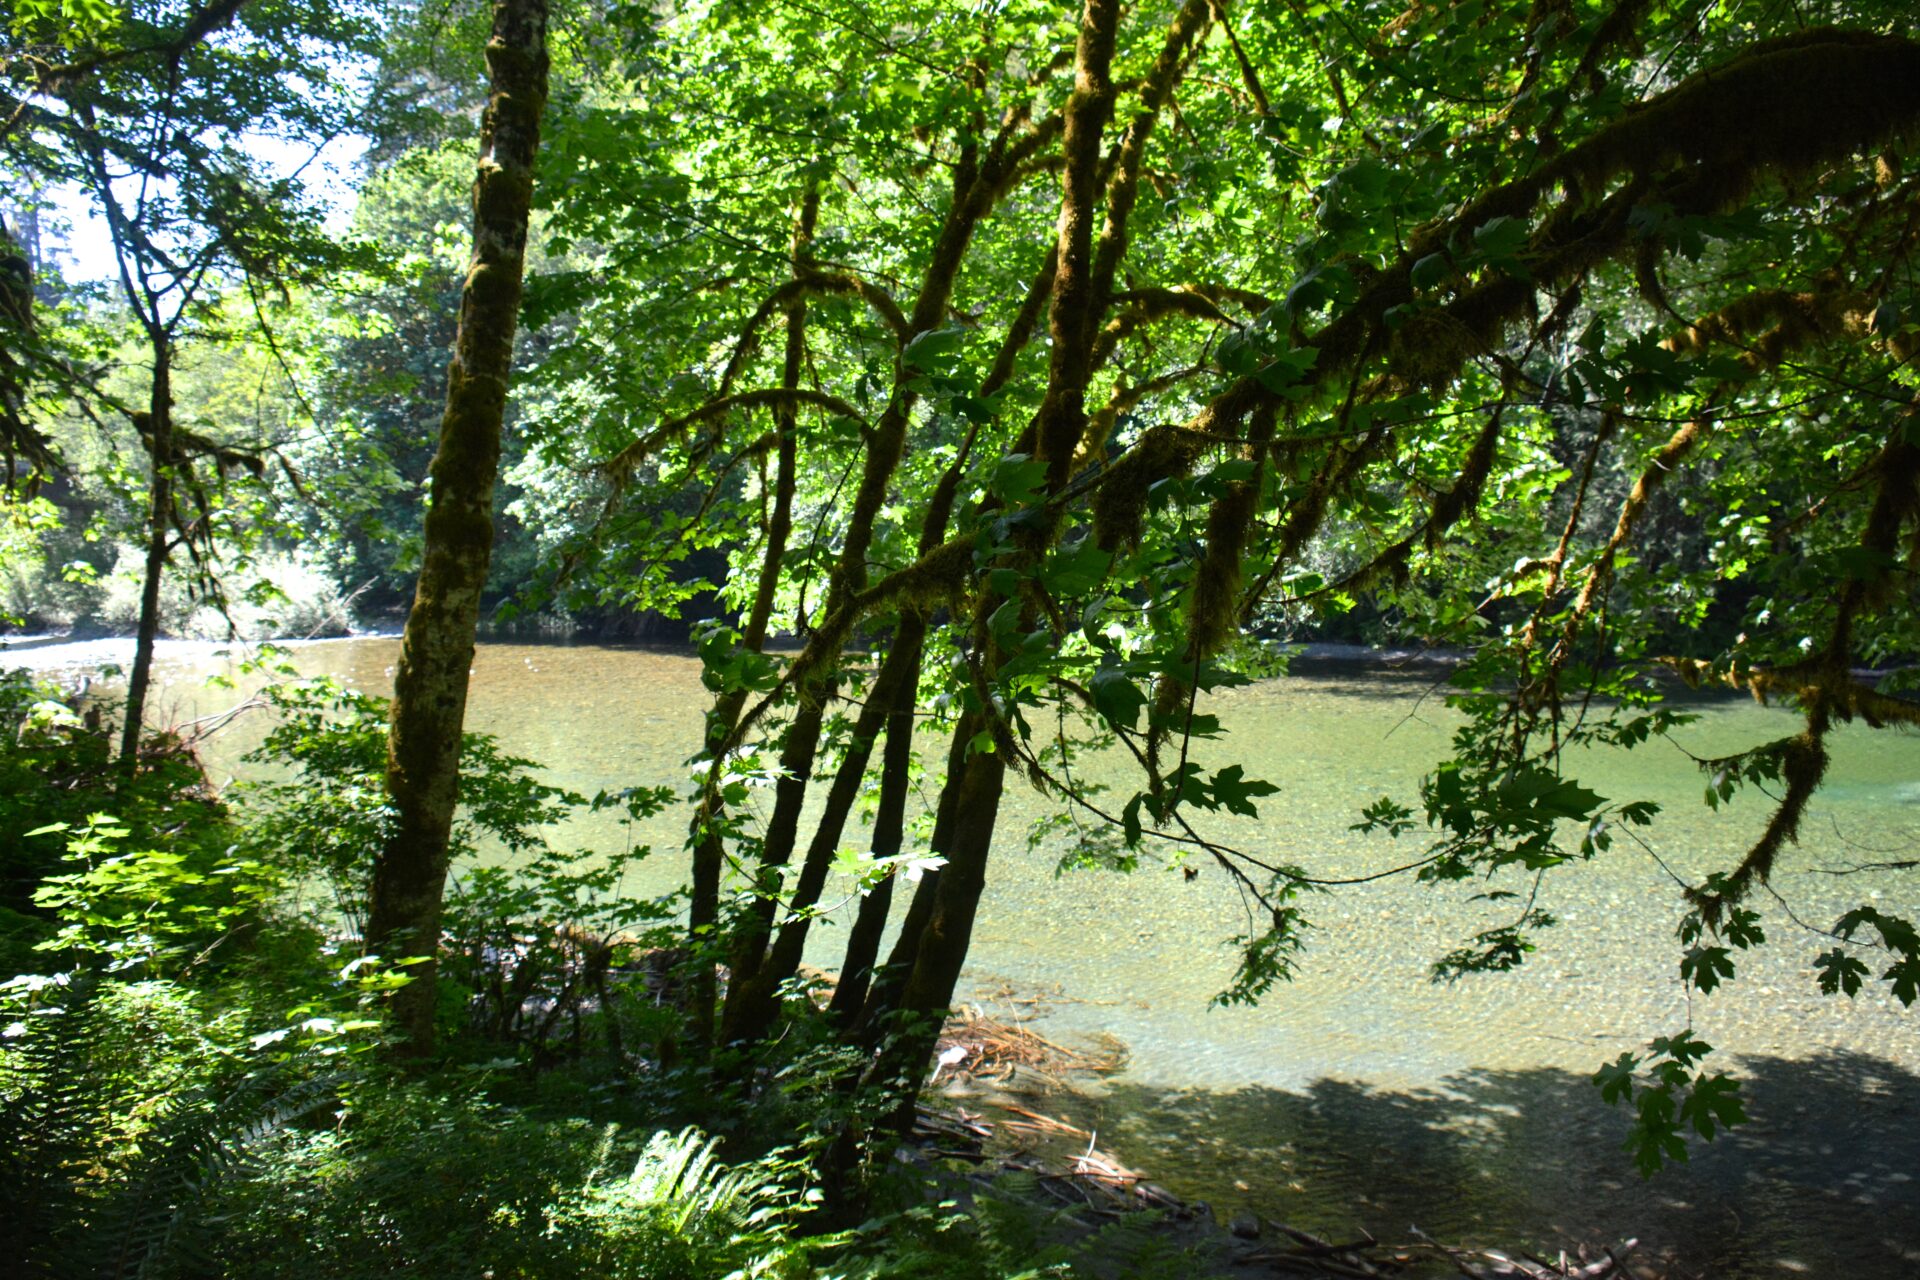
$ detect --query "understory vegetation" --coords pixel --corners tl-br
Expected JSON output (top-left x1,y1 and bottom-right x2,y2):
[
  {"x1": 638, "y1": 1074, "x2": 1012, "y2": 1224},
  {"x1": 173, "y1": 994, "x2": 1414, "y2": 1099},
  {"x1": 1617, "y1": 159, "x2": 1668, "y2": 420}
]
[
  {"x1": 5, "y1": 0, "x2": 1920, "y2": 1274},
  {"x1": 2, "y1": 670, "x2": 1218, "y2": 1279}
]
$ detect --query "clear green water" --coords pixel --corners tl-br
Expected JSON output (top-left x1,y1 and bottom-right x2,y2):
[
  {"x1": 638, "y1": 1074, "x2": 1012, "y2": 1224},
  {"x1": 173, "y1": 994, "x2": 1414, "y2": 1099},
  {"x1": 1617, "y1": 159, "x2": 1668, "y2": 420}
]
[{"x1": 18, "y1": 636, "x2": 1919, "y2": 1276}]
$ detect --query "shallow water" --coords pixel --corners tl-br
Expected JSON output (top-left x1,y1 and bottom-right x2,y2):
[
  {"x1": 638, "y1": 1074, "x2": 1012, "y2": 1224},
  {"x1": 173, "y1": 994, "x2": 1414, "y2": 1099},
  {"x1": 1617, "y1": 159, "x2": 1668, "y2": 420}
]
[{"x1": 13, "y1": 635, "x2": 1919, "y2": 1275}]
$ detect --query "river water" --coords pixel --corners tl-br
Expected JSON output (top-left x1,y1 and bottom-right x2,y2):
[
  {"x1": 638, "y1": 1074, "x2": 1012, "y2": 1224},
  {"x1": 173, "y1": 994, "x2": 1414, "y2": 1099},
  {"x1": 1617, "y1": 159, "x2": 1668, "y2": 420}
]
[{"x1": 11, "y1": 634, "x2": 1919, "y2": 1276}]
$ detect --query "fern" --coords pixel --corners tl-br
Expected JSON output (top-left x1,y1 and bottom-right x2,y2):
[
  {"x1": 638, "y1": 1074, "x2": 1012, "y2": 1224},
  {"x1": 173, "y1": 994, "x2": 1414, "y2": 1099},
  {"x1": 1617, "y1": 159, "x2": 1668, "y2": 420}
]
[
  {"x1": 627, "y1": 1127, "x2": 769, "y2": 1238},
  {"x1": 90, "y1": 1072, "x2": 336, "y2": 1280},
  {"x1": 0, "y1": 972, "x2": 109, "y2": 1279},
  {"x1": 551, "y1": 1126, "x2": 805, "y2": 1279},
  {"x1": 1, "y1": 972, "x2": 336, "y2": 1280}
]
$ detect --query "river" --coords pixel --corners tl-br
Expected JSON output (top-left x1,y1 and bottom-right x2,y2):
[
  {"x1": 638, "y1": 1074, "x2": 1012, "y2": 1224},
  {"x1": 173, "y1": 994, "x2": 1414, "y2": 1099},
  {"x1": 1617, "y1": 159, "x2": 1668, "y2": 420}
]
[{"x1": 10, "y1": 634, "x2": 1919, "y2": 1276}]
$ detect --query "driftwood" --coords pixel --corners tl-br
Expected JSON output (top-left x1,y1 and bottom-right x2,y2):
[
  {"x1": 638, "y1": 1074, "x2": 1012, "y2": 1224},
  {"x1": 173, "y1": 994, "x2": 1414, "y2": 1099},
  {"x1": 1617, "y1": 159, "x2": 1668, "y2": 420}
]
[{"x1": 933, "y1": 1002, "x2": 1127, "y2": 1087}]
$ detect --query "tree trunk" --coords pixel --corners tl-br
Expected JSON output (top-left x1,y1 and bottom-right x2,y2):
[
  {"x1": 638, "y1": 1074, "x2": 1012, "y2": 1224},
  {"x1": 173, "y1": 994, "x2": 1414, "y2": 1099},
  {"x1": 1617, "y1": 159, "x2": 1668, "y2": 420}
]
[
  {"x1": 822, "y1": 646, "x2": 926, "y2": 1025},
  {"x1": 687, "y1": 186, "x2": 815, "y2": 1054},
  {"x1": 849, "y1": 709, "x2": 975, "y2": 1041},
  {"x1": 365, "y1": 0, "x2": 549, "y2": 1058},
  {"x1": 868, "y1": 742, "x2": 1005, "y2": 1113},
  {"x1": 721, "y1": 612, "x2": 928, "y2": 1042},
  {"x1": 117, "y1": 345, "x2": 173, "y2": 774}
]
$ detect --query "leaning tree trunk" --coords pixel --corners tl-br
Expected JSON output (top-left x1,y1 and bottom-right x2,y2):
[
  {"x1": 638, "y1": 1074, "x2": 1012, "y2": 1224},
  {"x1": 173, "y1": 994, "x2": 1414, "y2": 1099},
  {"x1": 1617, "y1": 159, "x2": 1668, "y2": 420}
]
[
  {"x1": 117, "y1": 342, "x2": 173, "y2": 774},
  {"x1": 687, "y1": 187, "x2": 815, "y2": 1055},
  {"x1": 365, "y1": 0, "x2": 549, "y2": 1058},
  {"x1": 849, "y1": 0, "x2": 1126, "y2": 1161}
]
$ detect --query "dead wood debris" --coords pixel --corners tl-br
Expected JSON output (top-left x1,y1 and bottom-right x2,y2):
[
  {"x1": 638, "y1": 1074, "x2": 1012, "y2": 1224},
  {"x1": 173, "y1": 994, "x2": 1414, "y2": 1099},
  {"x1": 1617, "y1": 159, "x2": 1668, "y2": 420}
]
[{"x1": 932, "y1": 1002, "x2": 1128, "y2": 1087}]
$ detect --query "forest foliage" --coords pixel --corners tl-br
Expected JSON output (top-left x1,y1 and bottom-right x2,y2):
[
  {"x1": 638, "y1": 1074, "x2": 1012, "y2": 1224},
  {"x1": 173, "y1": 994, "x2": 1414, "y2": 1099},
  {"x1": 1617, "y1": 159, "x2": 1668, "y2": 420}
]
[{"x1": 4, "y1": 0, "x2": 1920, "y2": 1273}]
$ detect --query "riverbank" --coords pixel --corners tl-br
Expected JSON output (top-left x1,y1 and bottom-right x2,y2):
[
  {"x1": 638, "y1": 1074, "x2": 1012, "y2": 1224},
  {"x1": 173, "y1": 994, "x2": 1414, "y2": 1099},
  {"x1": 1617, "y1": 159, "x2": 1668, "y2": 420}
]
[
  {"x1": 0, "y1": 630, "x2": 1472, "y2": 674},
  {"x1": 0, "y1": 630, "x2": 403, "y2": 673},
  {"x1": 918, "y1": 1007, "x2": 1674, "y2": 1279},
  {"x1": 9, "y1": 635, "x2": 1918, "y2": 1277}
]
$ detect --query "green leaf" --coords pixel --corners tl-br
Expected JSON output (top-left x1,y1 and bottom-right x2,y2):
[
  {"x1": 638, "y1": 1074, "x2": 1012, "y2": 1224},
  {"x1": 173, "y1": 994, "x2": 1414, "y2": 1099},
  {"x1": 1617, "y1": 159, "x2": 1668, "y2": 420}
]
[
  {"x1": 1814, "y1": 948, "x2": 1869, "y2": 998},
  {"x1": 1722, "y1": 908, "x2": 1765, "y2": 950},
  {"x1": 1680, "y1": 944, "x2": 1734, "y2": 994},
  {"x1": 1091, "y1": 667, "x2": 1147, "y2": 731},
  {"x1": 1887, "y1": 956, "x2": 1920, "y2": 1007},
  {"x1": 1210, "y1": 764, "x2": 1279, "y2": 818},
  {"x1": 1471, "y1": 214, "x2": 1528, "y2": 258},
  {"x1": 1410, "y1": 252, "x2": 1451, "y2": 291},
  {"x1": 903, "y1": 325, "x2": 968, "y2": 372},
  {"x1": 1650, "y1": 1029, "x2": 1712, "y2": 1068},
  {"x1": 1216, "y1": 328, "x2": 1261, "y2": 376},
  {"x1": 988, "y1": 454, "x2": 1047, "y2": 506},
  {"x1": 1041, "y1": 538, "x2": 1112, "y2": 596},
  {"x1": 1679, "y1": 1073, "x2": 1745, "y2": 1139},
  {"x1": 1593, "y1": 1052, "x2": 1638, "y2": 1105},
  {"x1": 1285, "y1": 263, "x2": 1354, "y2": 317},
  {"x1": 1253, "y1": 345, "x2": 1319, "y2": 396},
  {"x1": 1329, "y1": 155, "x2": 1388, "y2": 204}
]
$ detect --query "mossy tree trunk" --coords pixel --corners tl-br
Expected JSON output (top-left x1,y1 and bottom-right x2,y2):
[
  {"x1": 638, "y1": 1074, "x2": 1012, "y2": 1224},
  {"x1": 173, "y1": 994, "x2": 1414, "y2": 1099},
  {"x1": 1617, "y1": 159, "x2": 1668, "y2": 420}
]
[
  {"x1": 117, "y1": 349, "x2": 172, "y2": 774},
  {"x1": 860, "y1": 0, "x2": 1125, "y2": 1110},
  {"x1": 74, "y1": 93, "x2": 179, "y2": 781},
  {"x1": 366, "y1": 0, "x2": 549, "y2": 1058}
]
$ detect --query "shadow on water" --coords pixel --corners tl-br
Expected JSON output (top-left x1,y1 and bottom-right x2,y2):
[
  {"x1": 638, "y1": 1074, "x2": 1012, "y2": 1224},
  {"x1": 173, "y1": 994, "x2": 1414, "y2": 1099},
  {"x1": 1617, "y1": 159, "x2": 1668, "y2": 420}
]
[{"x1": 1066, "y1": 1050, "x2": 1920, "y2": 1277}]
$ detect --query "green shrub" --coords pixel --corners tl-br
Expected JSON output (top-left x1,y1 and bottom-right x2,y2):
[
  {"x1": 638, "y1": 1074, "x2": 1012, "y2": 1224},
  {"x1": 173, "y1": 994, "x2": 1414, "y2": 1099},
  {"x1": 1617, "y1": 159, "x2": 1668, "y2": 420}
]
[
  {"x1": 240, "y1": 677, "x2": 679, "y2": 1066},
  {"x1": 27, "y1": 814, "x2": 280, "y2": 980},
  {"x1": 203, "y1": 1088, "x2": 814, "y2": 1280},
  {"x1": 0, "y1": 669, "x2": 231, "y2": 976}
]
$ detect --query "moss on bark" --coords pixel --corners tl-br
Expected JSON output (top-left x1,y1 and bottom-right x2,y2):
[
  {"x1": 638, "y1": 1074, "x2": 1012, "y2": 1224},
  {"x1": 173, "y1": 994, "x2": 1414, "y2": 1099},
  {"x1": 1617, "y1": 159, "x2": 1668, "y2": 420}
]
[{"x1": 367, "y1": 0, "x2": 550, "y2": 1058}]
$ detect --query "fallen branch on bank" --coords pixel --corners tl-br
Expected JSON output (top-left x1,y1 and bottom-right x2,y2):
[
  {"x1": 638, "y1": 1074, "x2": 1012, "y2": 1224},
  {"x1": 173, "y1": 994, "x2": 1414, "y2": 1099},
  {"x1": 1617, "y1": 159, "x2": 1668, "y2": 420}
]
[{"x1": 933, "y1": 1003, "x2": 1128, "y2": 1087}]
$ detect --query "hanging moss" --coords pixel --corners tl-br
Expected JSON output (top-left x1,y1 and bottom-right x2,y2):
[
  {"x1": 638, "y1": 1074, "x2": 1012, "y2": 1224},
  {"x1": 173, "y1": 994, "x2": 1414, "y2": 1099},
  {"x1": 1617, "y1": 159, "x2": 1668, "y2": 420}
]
[
  {"x1": 1687, "y1": 722, "x2": 1830, "y2": 927},
  {"x1": 1665, "y1": 278, "x2": 1872, "y2": 368},
  {"x1": 1382, "y1": 280, "x2": 1528, "y2": 390},
  {"x1": 1676, "y1": 427, "x2": 1918, "y2": 925},
  {"x1": 860, "y1": 535, "x2": 976, "y2": 617},
  {"x1": 1543, "y1": 30, "x2": 1920, "y2": 203},
  {"x1": 1089, "y1": 421, "x2": 1212, "y2": 550},
  {"x1": 1143, "y1": 403, "x2": 1277, "y2": 758},
  {"x1": 1664, "y1": 658, "x2": 1920, "y2": 730}
]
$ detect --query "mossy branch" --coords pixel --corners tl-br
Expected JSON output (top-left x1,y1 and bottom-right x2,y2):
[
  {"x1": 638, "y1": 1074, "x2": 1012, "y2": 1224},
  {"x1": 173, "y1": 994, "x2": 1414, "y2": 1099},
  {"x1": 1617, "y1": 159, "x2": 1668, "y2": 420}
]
[
  {"x1": 601, "y1": 389, "x2": 868, "y2": 485},
  {"x1": 714, "y1": 271, "x2": 908, "y2": 396},
  {"x1": 1685, "y1": 421, "x2": 1919, "y2": 922},
  {"x1": 1663, "y1": 658, "x2": 1920, "y2": 730}
]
